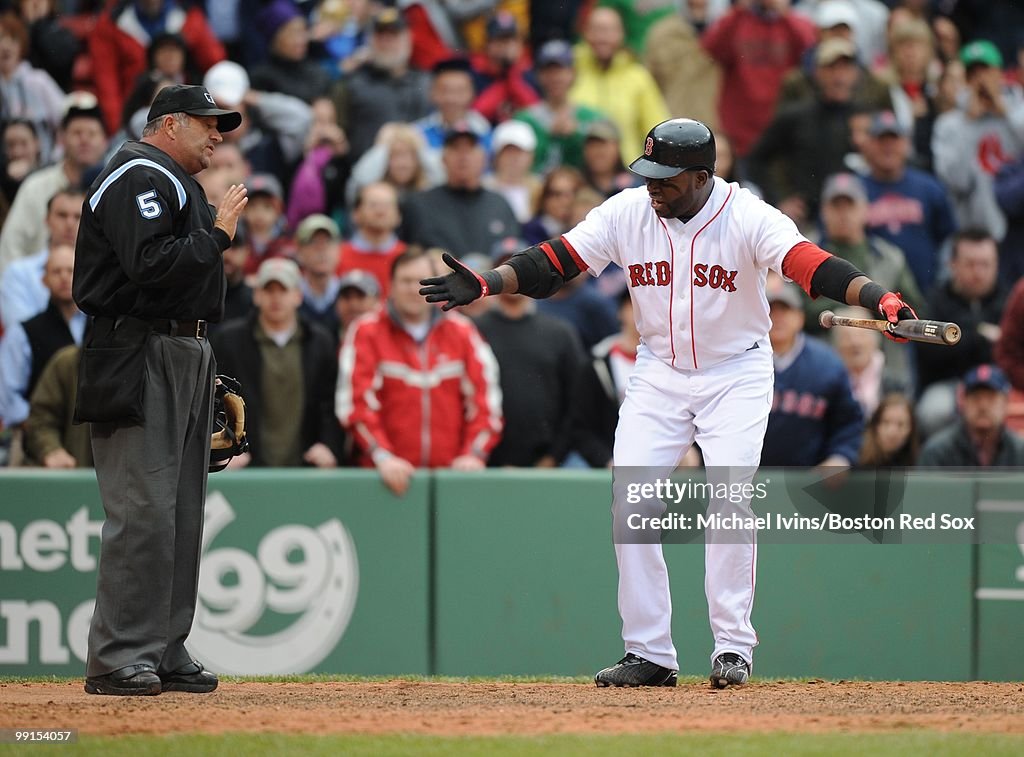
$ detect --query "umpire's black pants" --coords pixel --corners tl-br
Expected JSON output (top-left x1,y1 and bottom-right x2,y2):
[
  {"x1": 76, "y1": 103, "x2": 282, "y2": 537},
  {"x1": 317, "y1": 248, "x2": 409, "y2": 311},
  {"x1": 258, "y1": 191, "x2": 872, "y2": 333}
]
[{"x1": 86, "y1": 333, "x2": 215, "y2": 676}]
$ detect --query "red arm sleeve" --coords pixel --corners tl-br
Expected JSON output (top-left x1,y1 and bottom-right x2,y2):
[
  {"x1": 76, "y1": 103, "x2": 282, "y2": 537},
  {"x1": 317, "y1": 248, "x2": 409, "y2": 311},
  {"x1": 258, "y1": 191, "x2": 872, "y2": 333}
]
[{"x1": 781, "y1": 241, "x2": 832, "y2": 297}]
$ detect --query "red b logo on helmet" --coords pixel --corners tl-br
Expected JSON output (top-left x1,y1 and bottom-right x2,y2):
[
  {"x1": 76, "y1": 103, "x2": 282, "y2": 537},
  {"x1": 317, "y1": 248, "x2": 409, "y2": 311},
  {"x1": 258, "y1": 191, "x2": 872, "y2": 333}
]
[{"x1": 644, "y1": 137, "x2": 654, "y2": 156}]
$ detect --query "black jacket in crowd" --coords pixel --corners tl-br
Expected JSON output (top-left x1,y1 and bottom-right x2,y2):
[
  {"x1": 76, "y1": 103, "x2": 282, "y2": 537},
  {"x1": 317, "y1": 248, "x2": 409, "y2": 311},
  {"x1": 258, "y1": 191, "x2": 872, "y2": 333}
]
[
  {"x1": 918, "y1": 420, "x2": 1024, "y2": 467},
  {"x1": 570, "y1": 335, "x2": 625, "y2": 468},
  {"x1": 400, "y1": 185, "x2": 520, "y2": 260},
  {"x1": 474, "y1": 308, "x2": 584, "y2": 467},
  {"x1": 22, "y1": 300, "x2": 77, "y2": 400},
  {"x1": 916, "y1": 280, "x2": 1008, "y2": 390},
  {"x1": 210, "y1": 313, "x2": 346, "y2": 467}
]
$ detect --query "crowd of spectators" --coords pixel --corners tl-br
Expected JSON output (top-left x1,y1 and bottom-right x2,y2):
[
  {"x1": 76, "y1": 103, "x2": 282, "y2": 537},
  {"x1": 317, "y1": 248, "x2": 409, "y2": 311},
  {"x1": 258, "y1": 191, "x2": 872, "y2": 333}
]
[{"x1": 3, "y1": 0, "x2": 1024, "y2": 488}]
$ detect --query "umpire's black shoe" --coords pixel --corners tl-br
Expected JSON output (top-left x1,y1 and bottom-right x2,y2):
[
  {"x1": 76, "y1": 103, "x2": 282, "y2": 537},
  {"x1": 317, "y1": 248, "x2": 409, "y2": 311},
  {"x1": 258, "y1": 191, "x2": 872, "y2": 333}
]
[
  {"x1": 159, "y1": 661, "x2": 218, "y2": 693},
  {"x1": 710, "y1": 652, "x2": 750, "y2": 689},
  {"x1": 595, "y1": 653, "x2": 678, "y2": 687},
  {"x1": 85, "y1": 664, "x2": 161, "y2": 696}
]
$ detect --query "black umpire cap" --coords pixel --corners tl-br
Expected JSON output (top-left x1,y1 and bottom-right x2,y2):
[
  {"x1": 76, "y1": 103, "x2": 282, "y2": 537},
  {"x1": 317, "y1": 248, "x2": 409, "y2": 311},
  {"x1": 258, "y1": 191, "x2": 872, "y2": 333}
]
[
  {"x1": 629, "y1": 118, "x2": 716, "y2": 180},
  {"x1": 147, "y1": 84, "x2": 242, "y2": 133}
]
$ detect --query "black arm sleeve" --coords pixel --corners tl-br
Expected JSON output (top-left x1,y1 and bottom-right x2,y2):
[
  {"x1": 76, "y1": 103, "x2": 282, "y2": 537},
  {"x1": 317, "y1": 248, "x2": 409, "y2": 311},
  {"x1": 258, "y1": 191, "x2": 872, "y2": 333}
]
[
  {"x1": 809, "y1": 255, "x2": 866, "y2": 302},
  {"x1": 506, "y1": 238, "x2": 584, "y2": 299}
]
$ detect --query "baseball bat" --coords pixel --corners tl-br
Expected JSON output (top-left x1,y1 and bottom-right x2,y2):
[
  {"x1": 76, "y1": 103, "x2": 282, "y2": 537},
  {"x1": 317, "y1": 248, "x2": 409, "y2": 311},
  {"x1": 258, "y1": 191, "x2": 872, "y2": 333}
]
[{"x1": 819, "y1": 310, "x2": 961, "y2": 346}]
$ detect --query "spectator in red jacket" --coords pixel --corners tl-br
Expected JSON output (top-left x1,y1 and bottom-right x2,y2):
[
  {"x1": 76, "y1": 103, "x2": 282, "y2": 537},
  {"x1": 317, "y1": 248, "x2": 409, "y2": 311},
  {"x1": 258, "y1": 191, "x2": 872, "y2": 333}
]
[
  {"x1": 701, "y1": 0, "x2": 816, "y2": 158},
  {"x1": 89, "y1": 0, "x2": 226, "y2": 133},
  {"x1": 336, "y1": 248, "x2": 503, "y2": 495}
]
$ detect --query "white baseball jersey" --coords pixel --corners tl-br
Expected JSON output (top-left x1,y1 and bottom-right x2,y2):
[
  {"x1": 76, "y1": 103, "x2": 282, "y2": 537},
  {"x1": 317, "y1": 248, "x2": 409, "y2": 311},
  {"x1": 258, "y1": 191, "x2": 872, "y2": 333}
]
[{"x1": 564, "y1": 177, "x2": 808, "y2": 370}]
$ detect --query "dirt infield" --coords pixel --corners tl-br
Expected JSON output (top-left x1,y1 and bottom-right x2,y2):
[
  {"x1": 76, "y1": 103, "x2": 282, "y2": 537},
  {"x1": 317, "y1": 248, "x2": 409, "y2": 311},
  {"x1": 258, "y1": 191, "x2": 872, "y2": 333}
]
[{"x1": 2, "y1": 680, "x2": 1024, "y2": 737}]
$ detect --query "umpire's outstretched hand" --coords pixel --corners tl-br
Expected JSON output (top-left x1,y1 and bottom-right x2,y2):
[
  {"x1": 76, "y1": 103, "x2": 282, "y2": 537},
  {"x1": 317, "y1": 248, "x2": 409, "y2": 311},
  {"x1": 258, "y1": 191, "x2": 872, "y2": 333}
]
[
  {"x1": 214, "y1": 184, "x2": 249, "y2": 240},
  {"x1": 419, "y1": 252, "x2": 490, "y2": 311}
]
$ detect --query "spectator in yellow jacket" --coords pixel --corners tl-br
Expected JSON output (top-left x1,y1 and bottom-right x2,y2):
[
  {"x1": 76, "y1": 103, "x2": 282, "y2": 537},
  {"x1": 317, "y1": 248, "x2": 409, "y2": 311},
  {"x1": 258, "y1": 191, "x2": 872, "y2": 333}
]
[{"x1": 569, "y1": 7, "x2": 669, "y2": 166}]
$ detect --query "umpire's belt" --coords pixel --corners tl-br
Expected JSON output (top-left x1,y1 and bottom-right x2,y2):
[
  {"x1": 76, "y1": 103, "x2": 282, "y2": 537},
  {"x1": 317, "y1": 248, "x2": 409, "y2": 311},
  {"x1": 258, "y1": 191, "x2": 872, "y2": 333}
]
[{"x1": 147, "y1": 318, "x2": 208, "y2": 339}]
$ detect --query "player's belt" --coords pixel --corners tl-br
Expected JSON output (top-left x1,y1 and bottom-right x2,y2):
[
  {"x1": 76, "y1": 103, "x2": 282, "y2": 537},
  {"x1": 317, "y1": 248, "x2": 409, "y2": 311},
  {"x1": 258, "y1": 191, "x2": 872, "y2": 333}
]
[{"x1": 149, "y1": 319, "x2": 208, "y2": 339}]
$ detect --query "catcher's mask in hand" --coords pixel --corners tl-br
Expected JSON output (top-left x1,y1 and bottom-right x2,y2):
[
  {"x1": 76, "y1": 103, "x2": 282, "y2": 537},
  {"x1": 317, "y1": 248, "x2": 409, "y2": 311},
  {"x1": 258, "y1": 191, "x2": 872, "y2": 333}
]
[{"x1": 210, "y1": 374, "x2": 249, "y2": 472}]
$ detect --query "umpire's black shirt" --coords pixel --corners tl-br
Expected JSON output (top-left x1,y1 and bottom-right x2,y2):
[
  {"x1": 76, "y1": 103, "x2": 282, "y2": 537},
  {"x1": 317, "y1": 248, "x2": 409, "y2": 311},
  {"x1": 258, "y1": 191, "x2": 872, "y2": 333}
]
[{"x1": 73, "y1": 141, "x2": 230, "y2": 321}]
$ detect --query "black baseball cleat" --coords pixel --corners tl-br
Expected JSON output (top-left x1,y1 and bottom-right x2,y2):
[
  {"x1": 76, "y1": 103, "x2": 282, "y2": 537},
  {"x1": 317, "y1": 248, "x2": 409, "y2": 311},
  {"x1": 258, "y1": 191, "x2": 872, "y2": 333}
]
[
  {"x1": 85, "y1": 664, "x2": 161, "y2": 696},
  {"x1": 159, "y1": 661, "x2": 218, "y2": 693},
  {"x1": 595, "y1": 653, "x2": 678, "y2": 687},
  {"x1": 710, "y1": 652, "x2": 750, "y2": 689}
]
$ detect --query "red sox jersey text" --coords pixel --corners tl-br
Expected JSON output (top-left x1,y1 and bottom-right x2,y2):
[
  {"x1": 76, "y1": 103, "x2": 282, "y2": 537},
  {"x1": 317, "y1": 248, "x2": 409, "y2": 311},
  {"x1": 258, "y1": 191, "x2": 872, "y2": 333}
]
[{"x1": 628, "y1": 262, "x2": 738, "y2": 292}]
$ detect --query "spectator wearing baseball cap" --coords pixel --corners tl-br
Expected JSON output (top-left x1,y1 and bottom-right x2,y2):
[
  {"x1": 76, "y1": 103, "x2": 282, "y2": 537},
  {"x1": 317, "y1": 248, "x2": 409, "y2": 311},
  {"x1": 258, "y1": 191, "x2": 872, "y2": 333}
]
[
  {"x1": 334, "y1": 269, "x2": 381, "y2": 343},
  {"x1": 779, "y1": 32, "x2": 892, "y2": 113},
  {"x1": 512, "y1": 40, "x2": 608, "y2": 173},
  {"x1": 250, "y1": 0, "x2": 331, "y2": 104},
  {"x1": 338, "y1": 182, "x2": 407, "y2": 299},
  {"x1": 917, "y1": 364, "x2": 1024, "y2": 466},
  {"x1": 483, "y1": 120, "x2": 541, "y2": 223},
  {"x1": 748, "y1": 38, "x2": 893, "y2": 230},
  {"x1": 241, "y1": 173, "x2": 296, "y2": 277},
  {"x1": 399, "y1": 121, "x2": 520, "y2": 259},
  {"x1": 211, "y1": 256, "x2": 346, "y2": 469},
  {"x1": 859, "y1": 110, "x2": 957, "y2": 292},
  {"x1": 469, "y1": 12, "x2": 540, "y2": 124},
  {"x1": 803, "y1": 172, "x2": 923, "y2": 393},
  {"x1": 933, "y1": 39, "x2": 1024, "y2": 261},
  {"x1": 296, "y1": 213, "x2": 343, "y2": 333}
]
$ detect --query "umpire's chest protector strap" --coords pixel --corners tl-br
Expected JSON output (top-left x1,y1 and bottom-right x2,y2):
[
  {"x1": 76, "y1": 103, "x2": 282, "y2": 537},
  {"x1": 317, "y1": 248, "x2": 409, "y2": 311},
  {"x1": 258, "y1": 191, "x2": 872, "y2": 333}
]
[{"x1": 507, "y1": 238, "x2": 584, "y2": 299}]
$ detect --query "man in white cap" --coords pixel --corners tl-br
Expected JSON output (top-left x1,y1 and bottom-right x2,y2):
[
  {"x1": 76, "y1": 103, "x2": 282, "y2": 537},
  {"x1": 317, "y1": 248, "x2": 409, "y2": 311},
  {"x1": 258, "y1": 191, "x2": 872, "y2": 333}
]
[
  {"x1": 484, "y1": 119, "x2": 541, "y2": 223},
  {"x1": 203, "y1": 60, "x2": 312, "y2": 183}
]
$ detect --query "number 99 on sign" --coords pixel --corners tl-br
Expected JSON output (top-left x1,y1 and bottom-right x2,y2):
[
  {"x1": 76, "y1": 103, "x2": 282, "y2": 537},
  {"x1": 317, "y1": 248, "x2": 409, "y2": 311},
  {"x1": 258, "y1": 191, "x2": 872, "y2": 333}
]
[{"x1": 198, "y1": 525, "x2": 329, "y2": 632}]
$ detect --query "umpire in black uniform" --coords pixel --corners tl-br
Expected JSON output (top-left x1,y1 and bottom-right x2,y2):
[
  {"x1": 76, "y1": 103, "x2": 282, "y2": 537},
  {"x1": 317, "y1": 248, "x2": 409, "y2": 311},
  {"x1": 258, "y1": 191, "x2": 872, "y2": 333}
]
[{"x1": 73, "y1": 85, "x2": 248, "y2": 696}]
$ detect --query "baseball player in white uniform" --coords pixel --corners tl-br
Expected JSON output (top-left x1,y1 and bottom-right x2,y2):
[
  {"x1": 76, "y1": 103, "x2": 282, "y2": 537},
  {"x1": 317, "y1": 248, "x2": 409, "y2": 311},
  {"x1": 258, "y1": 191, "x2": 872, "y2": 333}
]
[{"x1": 420, "y1": 118, "x2": 917, "y2": 688}]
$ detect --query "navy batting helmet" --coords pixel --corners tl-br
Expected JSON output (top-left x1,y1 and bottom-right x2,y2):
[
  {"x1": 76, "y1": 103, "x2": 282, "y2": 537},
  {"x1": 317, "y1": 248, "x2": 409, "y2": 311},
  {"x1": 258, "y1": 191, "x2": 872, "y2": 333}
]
[{"x1": 629, "y1": 119, "x2": 716, "y2": 179}]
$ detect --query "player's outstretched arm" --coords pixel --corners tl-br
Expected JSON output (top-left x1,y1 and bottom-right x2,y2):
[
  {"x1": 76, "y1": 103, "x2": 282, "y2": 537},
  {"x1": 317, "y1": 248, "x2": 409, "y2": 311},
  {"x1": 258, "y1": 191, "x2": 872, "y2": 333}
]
[
  {"x1": 782, "y1": 243, "x2": 918, "y2": 340},
  {"x1": 418, "y1": 253, "x2": 517, "y2": 311},
  {"x1": 420, "y1": 239, "x2": 584, "y2": 311}
]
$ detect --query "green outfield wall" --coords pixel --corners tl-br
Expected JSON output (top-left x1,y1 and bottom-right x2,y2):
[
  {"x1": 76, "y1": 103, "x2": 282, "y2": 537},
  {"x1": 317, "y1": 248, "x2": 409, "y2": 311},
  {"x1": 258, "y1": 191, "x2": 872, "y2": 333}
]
[{"x1": 1, "y1": 469, "x2": 1021, "y2": 680}]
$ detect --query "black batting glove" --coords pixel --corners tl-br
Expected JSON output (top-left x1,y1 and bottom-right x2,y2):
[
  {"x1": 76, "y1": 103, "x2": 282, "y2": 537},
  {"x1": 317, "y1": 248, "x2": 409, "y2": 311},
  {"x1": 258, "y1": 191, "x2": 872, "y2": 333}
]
[{"x1": 419, "y1": 252, "x2": 501, "y2": 311}]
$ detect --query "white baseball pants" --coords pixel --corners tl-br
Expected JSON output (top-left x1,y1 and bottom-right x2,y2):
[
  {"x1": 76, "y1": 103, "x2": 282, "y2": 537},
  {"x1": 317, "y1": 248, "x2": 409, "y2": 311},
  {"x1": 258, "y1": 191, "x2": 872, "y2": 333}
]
[{"x1": 610, "y1": 343, "x2": 773, "y2": 671}]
